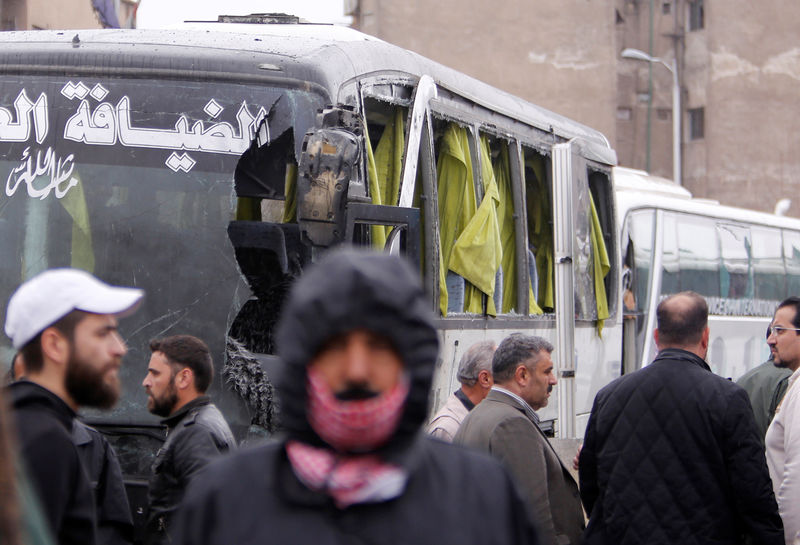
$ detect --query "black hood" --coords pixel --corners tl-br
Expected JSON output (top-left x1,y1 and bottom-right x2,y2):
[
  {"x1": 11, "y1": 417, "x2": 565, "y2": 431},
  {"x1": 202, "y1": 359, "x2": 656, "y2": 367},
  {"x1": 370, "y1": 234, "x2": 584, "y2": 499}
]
[{"x1": 275, "y1": 248, "x2": 439, "y2": 453}]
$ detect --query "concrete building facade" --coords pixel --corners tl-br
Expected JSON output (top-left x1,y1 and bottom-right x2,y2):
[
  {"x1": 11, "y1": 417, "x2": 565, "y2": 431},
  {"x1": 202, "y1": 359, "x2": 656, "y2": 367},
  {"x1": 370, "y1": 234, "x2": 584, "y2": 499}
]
[
  {"x1": 1, "y1": 0, "x2": 137, "y2": 31},
  {"x1": 349, "y1": 0, "x2": 800, "y2": 215}
]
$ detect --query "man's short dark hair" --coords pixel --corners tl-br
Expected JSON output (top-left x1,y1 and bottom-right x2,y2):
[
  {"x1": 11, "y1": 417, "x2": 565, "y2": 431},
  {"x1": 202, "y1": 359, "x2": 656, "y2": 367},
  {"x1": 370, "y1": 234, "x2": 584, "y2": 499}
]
[
  {"x1": 492, "y1": 333, "x2": 554, "y2": 383},
  {"x1": 149, "y1": 335, "x2": 213, "y2": 393},
  {"x1": 777, "y1": 296, "x2": 800, "y2": 331},
  {"x1": 656, "y1": 291, "x2": 708, "y2": 346},
  {"x1": 19, "y1": 310, "x2": 88, "y2": 373}
]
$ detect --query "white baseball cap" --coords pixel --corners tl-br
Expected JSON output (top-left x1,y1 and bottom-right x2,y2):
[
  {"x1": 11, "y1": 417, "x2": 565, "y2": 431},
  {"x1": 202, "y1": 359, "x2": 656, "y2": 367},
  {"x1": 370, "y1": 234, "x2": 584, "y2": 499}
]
[{"x1": 5, "y1": 268, "x2": 144, "y2": 349}]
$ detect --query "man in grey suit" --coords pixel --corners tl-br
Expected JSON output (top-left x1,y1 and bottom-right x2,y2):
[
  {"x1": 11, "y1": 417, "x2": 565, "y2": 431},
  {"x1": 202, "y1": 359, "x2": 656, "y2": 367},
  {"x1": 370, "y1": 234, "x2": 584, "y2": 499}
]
[{"x1": 455, "y1": 333, "x2": 584, "y2": 545}]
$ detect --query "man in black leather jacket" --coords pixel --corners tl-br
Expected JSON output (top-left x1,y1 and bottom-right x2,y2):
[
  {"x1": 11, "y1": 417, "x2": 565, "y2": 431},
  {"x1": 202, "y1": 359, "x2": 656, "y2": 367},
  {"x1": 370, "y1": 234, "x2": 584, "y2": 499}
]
[
  {"x1": 171, "y1": 249, "x2": 540, "y2": 545},
  {"x1": 142, "y1": 335, "x2": 235, "y2": 545},
  {"x1": 579, "y1": 291, "x2": 784, "y2": 545}
]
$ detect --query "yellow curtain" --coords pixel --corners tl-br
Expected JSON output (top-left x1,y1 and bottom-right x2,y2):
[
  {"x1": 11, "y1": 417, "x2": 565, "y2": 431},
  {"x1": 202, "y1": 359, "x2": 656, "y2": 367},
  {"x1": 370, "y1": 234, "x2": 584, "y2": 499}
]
[
  {"x1": 282, "y1": 163, "x2": 298, "y2": 223},
  {"x1": 60, "y1": 176, "x2": 94, "y2": 272},
  {"x1": 365, "y1": 108, "x2": 406, "y2": 249},
  {"x1": 590, "y1": 193, "x2": 610, "y2": 336},
  {"x1": 235, "y1": 197, "x2": 261, "y2": 221},
  {"x1": 449, "y1": 136, "x2": 502, "y2": 315},
  {"x1": 526, "y1": 156, "x2": 554, "y2": 311},
  {"x1": 436, "y1": 124, "x2": 476, "y2": 315},
  {"x1": 493, "y1": 145, "x2": 543, "y2": 315}
]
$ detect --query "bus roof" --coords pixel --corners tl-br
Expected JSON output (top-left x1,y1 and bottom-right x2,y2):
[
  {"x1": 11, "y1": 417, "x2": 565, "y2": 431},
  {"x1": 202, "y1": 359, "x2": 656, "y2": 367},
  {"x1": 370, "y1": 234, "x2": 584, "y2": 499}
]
[
  {"x1": 0, "y1": 21, "x2": 613, "y2": 161},
  {"x1": 614, "y1": 166, "x2": 800, "y2": 230}
]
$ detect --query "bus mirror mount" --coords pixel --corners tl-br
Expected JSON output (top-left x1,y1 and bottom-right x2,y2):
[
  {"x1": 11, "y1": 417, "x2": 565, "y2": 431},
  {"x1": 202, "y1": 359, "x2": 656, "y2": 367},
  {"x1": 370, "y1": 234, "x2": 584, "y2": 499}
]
[{"x1": 297, "y1": 107, "x2": 363, "y2": 247}]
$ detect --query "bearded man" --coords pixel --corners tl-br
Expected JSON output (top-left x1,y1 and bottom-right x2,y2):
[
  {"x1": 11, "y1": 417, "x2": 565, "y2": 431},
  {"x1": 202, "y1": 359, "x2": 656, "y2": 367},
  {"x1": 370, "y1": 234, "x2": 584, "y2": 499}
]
[
  {"x1": 5, "y1": 268, "x2": 143, "y2": 545},
  {"x1": 141, "y1": 335, "x2": 235, "y2": 545},
  {"x1": 171, "y1": 249, "x2": 539, "y2": 545}
]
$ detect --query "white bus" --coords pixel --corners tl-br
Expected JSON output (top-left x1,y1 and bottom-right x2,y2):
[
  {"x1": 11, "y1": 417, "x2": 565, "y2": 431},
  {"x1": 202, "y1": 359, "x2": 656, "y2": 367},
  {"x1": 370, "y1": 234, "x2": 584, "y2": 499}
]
[{"x1": 616, "y1": 166, "x2": 800, "y2": 382}]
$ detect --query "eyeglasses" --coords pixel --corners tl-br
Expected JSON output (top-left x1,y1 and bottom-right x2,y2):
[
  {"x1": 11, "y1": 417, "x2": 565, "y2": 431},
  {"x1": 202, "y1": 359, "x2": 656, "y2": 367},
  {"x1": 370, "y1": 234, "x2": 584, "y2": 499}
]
[{"x1": 768, "y1": 325, "x2": 800, "y2": 337}]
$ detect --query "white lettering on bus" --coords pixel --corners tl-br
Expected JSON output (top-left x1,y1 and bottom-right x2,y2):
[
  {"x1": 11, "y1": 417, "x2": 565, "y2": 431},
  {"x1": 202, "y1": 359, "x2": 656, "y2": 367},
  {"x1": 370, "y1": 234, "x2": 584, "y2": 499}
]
[
  {"x1": 0, "y1": 90, "x2": 49, "y2": 144},
  {"x1": 3, "y1": 83, "x2": 268, "y2": 175},
  {"x1": 659, "y1": 294, "x2": 778, "y2": 317},
  {"x1": 5, "y1": 146, "x2": 78, "y2": 199}
]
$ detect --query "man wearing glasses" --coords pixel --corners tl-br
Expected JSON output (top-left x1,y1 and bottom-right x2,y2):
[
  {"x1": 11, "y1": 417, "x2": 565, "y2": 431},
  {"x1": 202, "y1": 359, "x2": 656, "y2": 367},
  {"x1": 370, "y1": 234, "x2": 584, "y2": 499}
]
[{"x1": 766, "y1": 296, "x2": 800, "y2": 544}]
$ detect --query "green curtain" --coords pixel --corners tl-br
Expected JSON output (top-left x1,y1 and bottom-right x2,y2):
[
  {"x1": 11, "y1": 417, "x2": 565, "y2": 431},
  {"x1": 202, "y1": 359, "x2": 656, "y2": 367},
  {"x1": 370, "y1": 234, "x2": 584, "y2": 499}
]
[
  {"x1": 526, "y1": 156, "x2": 554, "y2": 311},
  {"x1": 590, "y1": 193, "x2": 610, "y2": 336},
  {"x1": 493, "y1": 145, "x2": 543, "y2": 315},
  {"x1": 365, "y1": 108, "x2": 406, "y2": 249},
  {"x1": 449, "y1": 136, "x2": 502, "y2": 315},
  {"x1": 60, "y1": 176, "x2": 95, "y2": 273},
  {"x1": 436, "y1": 124, "x2": 476, "y2": 315}
]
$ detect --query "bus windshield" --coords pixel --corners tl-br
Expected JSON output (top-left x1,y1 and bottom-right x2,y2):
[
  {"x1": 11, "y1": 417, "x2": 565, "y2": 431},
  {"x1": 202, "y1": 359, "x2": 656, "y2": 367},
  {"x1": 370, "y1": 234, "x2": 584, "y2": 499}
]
[{"x1": 0, "y1": 73, "x2": 324, "y2": 424}]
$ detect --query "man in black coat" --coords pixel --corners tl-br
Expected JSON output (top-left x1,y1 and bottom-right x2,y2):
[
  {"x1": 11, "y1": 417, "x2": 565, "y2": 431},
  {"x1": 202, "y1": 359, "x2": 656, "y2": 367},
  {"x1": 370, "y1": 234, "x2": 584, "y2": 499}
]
[
  {"x1": 4, "y1": 268, "x2": 143, "y2": 545},
  {"x1": 172, "y1": 249, "x2": 540, "y2": 545},
  {"x1": 12, "y1": 352, "x2": 135, "y2": 545},
  {"x1": 579, "y1": 291, "x2": 784, "y2": 545},
  {"x1": 141, "y1": 335, "x2": 236, "y2": 545}
]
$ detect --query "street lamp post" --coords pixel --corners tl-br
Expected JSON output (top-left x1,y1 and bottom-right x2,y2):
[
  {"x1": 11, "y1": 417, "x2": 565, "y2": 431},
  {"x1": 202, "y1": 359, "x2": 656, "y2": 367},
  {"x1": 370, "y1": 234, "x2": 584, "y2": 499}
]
[{"x1": 621, "y1": 48, "x2": 681, "y2": 186}]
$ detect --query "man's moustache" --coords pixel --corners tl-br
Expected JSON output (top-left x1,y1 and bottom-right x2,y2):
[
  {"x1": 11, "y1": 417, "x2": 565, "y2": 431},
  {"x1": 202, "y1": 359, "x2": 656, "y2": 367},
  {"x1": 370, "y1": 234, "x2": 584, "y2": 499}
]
[{"x1": 335, "y1": 386, "x2": 380, "y2": 401}]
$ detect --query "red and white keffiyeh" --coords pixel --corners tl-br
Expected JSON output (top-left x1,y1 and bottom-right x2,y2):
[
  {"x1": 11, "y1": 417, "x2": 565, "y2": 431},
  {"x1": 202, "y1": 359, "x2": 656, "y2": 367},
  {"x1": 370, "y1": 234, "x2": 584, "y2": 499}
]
[
  {"x1": 286, "y1": 440, "x2": 407, "y2": 507},
  {"x1": 287, "y1": 370, "x2": 411, "y2": 507},
  {"x1": 305, "y1": 367, "x2": 409, "y2": 452}
]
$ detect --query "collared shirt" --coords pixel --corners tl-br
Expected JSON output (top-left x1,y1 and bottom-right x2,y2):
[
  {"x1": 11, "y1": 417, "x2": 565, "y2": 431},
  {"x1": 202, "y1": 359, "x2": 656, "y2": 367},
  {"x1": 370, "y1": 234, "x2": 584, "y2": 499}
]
[
  {"x1": 490, "y1": 385, "x2": 540, "y2": 425},
  {"x1": 765, "y1": 365, "x2": 800, "y2": 544}
]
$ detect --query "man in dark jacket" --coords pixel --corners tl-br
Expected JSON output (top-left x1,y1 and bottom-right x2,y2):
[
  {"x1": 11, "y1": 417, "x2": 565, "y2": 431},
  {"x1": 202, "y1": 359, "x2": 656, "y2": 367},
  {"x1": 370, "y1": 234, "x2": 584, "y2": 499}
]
[
  {"x1": 141, "y1": 335, "x2": 236, "y2": 545},
  {"x1": 73, "y1": 421, "x2": 135, "y2": 545},
  {"x1": 736, "y1": 325, "x2": 791, "y2": 441},
  {"x1": 579, "y1": 291, "x2": 784, "y2": 545},
  {"x1": 172, "y1": 249, "x2": 540, "y2": 545},
  {"x1": 12, "y1": 352, "x2": 134, "y2": 545},
  {"x1": 455, "y1": 334, "x2": 584, "y2": 545},
  {"x1": 4, "y1": 268, "x2": 143, "y2": 545}
]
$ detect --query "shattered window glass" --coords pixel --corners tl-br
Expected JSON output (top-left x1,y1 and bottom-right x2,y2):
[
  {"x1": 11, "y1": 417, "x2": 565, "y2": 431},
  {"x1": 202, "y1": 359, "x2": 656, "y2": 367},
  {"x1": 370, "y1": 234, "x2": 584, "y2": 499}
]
[{"x1": 0, "y1": 74, "x2": 323, "y2": 428}]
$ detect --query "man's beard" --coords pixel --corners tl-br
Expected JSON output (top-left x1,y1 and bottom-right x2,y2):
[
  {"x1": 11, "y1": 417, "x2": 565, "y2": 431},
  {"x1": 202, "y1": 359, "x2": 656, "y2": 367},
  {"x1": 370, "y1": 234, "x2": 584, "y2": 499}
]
[
  {"x1": 148, "y1": 380, "x2": 178, "y2": 417},
  {"x1": 65, "y1": 350, "x2": 121, "y2": 410}
]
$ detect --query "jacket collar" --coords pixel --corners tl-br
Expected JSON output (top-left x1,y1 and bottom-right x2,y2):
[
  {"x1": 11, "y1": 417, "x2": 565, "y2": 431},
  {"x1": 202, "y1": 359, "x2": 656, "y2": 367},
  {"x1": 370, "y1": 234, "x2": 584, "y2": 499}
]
[
  {"x1": 653, "y1": 348, "x2": 711, "y2": 371},
  {"x1": 454, "y1": 388, "x2": 475, "y2": 411},
  {"x1": 488, "y1": 386, "x2": 541, "y2": 424},
  {"x1": 161, "y1": 395, "x2": 211, "y2": 428},
  {"x1": 8, "y1": 379, "x2": 76, "y2": 431}
]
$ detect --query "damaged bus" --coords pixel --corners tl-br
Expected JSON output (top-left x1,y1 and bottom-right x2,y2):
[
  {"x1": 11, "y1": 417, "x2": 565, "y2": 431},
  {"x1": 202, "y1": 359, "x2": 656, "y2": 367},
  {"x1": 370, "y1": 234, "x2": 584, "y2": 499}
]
[{"x1": 0, "y1": 15, "x2": 620, "y2": 531}]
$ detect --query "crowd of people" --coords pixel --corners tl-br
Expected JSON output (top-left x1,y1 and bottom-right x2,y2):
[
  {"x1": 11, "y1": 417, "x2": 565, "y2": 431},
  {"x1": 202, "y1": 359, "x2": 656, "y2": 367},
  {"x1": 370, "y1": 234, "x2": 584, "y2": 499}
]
[{"x1": 1, "y1": 249, "x2": 799, "y2": 545}]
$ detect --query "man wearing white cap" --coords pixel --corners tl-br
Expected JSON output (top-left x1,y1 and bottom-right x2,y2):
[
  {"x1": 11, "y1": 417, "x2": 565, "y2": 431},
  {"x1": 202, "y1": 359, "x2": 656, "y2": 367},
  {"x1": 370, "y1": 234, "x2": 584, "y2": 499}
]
[{"x1": 5, "y1": 268, "x2": 143, "y2": 545}]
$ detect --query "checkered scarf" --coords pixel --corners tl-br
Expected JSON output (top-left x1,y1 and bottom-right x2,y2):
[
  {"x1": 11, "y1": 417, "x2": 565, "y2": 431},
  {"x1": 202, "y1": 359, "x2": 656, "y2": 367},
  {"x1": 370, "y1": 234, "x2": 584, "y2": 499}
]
[
  {"x1": 286, "y1": 440, "x2": 407, "y2": 507},
  {"x1": 305, "y1": 367, "x2": 409, "y2": 453}
]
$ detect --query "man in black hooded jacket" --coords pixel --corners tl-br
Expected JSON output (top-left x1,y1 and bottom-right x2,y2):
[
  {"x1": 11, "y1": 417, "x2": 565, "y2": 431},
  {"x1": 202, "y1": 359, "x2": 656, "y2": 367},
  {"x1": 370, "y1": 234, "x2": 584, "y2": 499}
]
[{"x1": 173, "y1": 248, "x2": 539, "y2": 545}]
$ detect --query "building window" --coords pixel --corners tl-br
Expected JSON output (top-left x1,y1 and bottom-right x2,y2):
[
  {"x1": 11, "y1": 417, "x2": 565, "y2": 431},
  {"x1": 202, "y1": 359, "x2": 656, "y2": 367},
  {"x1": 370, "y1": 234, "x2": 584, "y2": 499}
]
[
  {"x1": 689, "y1": 107, "x2": 704, "y2": 140},
  {"x1": 689, "y1": 0, "x2": 704, "y2": 31},
  {"x1": 617, "y1": 107, "x2": 632, "y2": 121},
  {"x1": 657, "y1": 108, "x2": 671, "y2": 121},
  {"x1": 662, "y1": 2, "x2": 671, "y2": 15}
]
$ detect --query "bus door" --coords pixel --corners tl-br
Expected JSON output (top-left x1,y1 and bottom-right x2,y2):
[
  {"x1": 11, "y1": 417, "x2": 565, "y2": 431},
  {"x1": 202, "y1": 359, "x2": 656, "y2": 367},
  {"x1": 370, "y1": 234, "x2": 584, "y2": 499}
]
[
  {"x1": 552, "y1": 140, "x2": 618, "y2": 438},
  {"x1": 621, "y1": 208, "x2": 657, "y2": 373}
]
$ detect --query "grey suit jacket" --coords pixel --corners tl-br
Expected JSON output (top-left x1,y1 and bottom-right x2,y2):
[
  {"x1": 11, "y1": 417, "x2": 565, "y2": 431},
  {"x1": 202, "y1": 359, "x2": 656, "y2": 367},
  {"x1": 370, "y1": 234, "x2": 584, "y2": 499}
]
[{"x1": 454, "y1": 389, "x2": 584, "y2": 545}]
